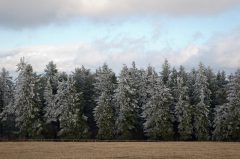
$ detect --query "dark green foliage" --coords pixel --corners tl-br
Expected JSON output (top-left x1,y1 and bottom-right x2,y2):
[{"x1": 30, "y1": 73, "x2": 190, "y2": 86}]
[
  {"x1": 0, "y1": 58, "x2": 237, "y2": 141},
  {"x1": 73, "y1": 66, "x2": 96, "y2": 138},
  {"x1": 94, "y1": 64, "x2": 116, "y2": 139}
]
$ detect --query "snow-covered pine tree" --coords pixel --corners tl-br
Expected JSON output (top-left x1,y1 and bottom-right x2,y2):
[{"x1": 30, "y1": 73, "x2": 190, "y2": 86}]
[
  {"x1": 43, "y1": 61, "x2": 59, "y2": 138},
  {"x1": 192, "y1": 63, "x2": 211, "y2": 140},
  {"x1": 160, "y1": 59, "x2": 171, "y2": 86},
  {"x1": 44, "y1": 61, "x2": 60, "y2": 118},
  {"x1": 94, "y1": 91, "x2": 115, "y2": 139},
  {"x1": 178, "y1": 65, "x2": 188, "y2": 84},
  {"x1": 213, "y1": 73, "x2": 233, "y2": 140},
  {"x1": 213, "y1": 103, "x2": 229, "y2": 140},
  {"x1": 128, "y1": 62, "x2": 145, "y2": 139},
  {"x1": 169, "y1": 67, "x2": 178, "y2": 96},
  {"x1": 212, "y1": 71, "x2": 228, "y2": 140},
  {"x1": 215, "y1": 71, "x2": 228, "y2": 107},
  {"x1": 214, "y1": 70, "x2": 240, "y2": 140},
  {"x1": 58, "y1": 77, "x2": 88, "y2": 139},
  {"x1": 169, "y1": 67, "x2": 179, "y2": 140},
  {"x1": 137, "y1": 68, "x2": 148, "y2": 117},
  {"x1": 0, "y1": 68, "x2": 14, "y2": 112},
  {"x1": 58, "y1": 72, "x2": 68, "y2": 82},
  {"x1": 44, "y1": 79, "x2": 56, "y2": 123},
  {"x1": 73, "y1": 66, "x2": 96, "y2": 138},
  {"x1": 14, "y1": 58, "x2": 42, "y2": 138},
  {"x1": 94, "y1": 64, "x2": 116, "y2": 96},
  {"x1": 142, "y1": 68, "x2": 173, "y2": 140},
  {"x1": 187, "y1": 68, "x2": 197, "y2": 107},
  {"x1": 44, "y1": 61, "x2": 58, "y2": 94},
  {"x1": 205, "y1": 67, "x2": 218, "y2": 138},
  {"x1": 94, "y1": 63, "x2": 116, "y2": 139},
  {"x1": 0, "y1": 68, "x2": 14, "y2": 137},
  {"x1": 144, "y1": 66, "x2": 155, "y2": 108},
  {"x1": 174, "y1": 77, "x2": 192, "y2": 140},
  {"x1": 54, "y1": 78, "x2": 68, "y2": 125},
  {"x1": 115, "y1": 64, "x2": 139, "y2": 139}
]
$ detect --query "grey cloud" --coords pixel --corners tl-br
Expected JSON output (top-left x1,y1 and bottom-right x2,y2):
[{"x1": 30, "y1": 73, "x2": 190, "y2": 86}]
[
  {"x1": 180, "y1": 29, "x2": 240, "y2": 72},
  {"x1": 0, "y1": 0, "x2": 64, "y2": 28},
  {"x1": 0, "y1": 0, "x2": 240, "y2": 28}
]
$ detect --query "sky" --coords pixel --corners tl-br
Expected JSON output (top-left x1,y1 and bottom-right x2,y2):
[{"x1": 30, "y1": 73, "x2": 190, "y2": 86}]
[{"x1": 0, "y1": 0, "x2": 240, "y2": 74}]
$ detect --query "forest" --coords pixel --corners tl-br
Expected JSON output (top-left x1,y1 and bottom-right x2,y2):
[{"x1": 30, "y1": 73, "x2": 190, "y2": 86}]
[{"x1": 0, "y1": 58, "x2": 239, "y2": 141}]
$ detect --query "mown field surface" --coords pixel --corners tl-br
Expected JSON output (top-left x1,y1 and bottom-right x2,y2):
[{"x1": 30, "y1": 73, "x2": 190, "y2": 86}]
[{"x1": 0, "y1": 142, "x2": 240, "y2": 159}]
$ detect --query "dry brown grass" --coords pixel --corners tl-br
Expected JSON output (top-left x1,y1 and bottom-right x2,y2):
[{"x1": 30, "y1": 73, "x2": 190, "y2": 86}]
[{"x1": 0, "y1": 142, "x2": 240, "y2": 159}]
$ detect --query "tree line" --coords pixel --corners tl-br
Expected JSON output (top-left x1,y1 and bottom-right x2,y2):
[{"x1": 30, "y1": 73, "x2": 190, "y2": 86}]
[{"x1": 0, "y1": 58, "x2": 239, "y2": 141}]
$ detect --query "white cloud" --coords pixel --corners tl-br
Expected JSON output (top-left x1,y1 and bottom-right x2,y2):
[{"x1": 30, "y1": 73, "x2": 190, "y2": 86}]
[
  {"x1": 0, "y1": 29, "x2": 240, "y2": 74},
  {"x1": 0, "y1": 0, "x2": 240, "y2": 28},
  {"x1": 174, "y1": 29, "x2": 240, "y2": 71},
  {"x1": 206, "y1": 31, "x2": 240, "y2": 69}
]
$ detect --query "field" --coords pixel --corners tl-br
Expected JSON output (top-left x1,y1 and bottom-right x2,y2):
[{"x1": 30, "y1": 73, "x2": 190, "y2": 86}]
[{"x1": 0, "y1": 142, "x2": 240, "y2": 159}]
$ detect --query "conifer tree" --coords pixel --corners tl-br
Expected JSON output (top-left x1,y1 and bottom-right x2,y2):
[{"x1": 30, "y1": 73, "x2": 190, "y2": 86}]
[
  {"x1": 14, "y1": 58, "x2": 42, "y2": 137},
  {"x1": 115, "y1": 64, "x2": 141, "y2": 139},
  {"x1": 44, "y1": 79, "x2": 57, "y2": 123},
  {"x1": 160, "y1": 59, "x2": 171, "y2": 85},
  {"x1": 142, "y1": 68, "x2": 173, "y2": 140},
  {"x1": 44, "y1": 61, "x2": 58, "y2": 94},
  {"x1": 128, "y1": 62, "x2": 145, "y2": 139},
  {"x1": 215, "y1": 71, "x2": 228, "y2": 106},
  {"x1": 0, "y1": 68, "x2": 14, "y2": 137},
  {"x1": 213, "y1": 103, "x2": 228, "y2": 140},
  {"x1": 73, "y1": 66, "x2": 96, "y2": 138},
  {"x1": 192, "y1": 63, "x2": 211, "y2": 140},
  {"x1": 205, "y1": 67, "x2": 218, "y2": 138},
  {"x1": 212, "y1": 71, "x2": 228, "y2": 140},
  {"x1": 214, "y1": 70, "x2": 240, "y2": 140},
  {"x1": 178, "y1": 65, "x2": 188, "y2": 84},
  {"x1": 0, "y1": 57, "x2": 239, "y2": 141},
  {"x1": 174, "y1": 77, "x2": 192, "y2": 140},
  {"x1": 94, "y1": 64, "x2": 116, "y2": 139},
  {"x1": 43, "y1": 61, "x2": 59, "y2": 138},
  {"x1": 144, "y1": 66, "x2": 156, "y2": 108},
  {"x1": 0, "y1": 68, "x2": 13, "y2": 112},
  {"x1": 58, "y1": 77, "x2": 88, "y2": 138},
  {"x1": 169, "y1": 67, "x2": 179, "y2": 139}
]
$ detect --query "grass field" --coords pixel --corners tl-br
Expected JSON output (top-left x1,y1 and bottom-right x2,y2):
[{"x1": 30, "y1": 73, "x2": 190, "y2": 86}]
[{"x1": 0, "y1": 142, "x2": 240, "y2": 159}]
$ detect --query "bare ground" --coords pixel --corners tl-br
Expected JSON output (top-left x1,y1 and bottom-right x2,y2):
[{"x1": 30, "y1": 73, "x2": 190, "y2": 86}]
[{"x1": 0, "y1": 142, "x2": 240, "y2": 159}]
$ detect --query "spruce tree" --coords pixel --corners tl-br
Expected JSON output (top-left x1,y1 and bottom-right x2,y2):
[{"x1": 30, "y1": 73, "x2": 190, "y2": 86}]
[
  {"x1": 142, "y1": 68, "x2": 173, "y2": 140},
  {"x1": 178, "y1": 65, "x2": 188, "y2": 84},
  {"x1": 174, "y1": 77, "x2": 192, "y2": 140},
  {"x1": 214, "y1": 70, "x2": 240, "y2": 140},
  {"x1": 43, "y1": 61, "x2": 59, "y2": 138},
  {"x1": 58, "y1": 77, "x2": 88, "y2": 139},
  {"x1": 94, "y1": 64, "x2": 116, "y2": 139},
  {"x1": 192, "y1": 63, "x2": 211, "y2": 140},
  {"x1": 44, "y1": 61, "x2": 58, "y2": 94},
  {"x1": 169, "y1": 67, "x2": 179, "y2": 140},
  {"x1": 215, "y1": 71, "x2": 228, "y2": 106},
  {"x1": 212, "y1": 71, "x2": 228, "y2": 140},
  {"x1": 205, "y1": 67, "x2": 218, "y2": 138},
  {"x1": 213, "y1": 103, "x2": 229, "y2": 140},
  {"x1": 14, "y1": 58, "x2": 42, "y2": 137},
  {"x1": 160, "y1": 59, "x2": 171, "y2": 85},
  {"x1": 44, "y1": 79, "x2": 57, "y2": 123},
  {"x1": 128, "y1": 62, "x2": 145, "y2": 139},
  {"x1": 0, "y1": 68, "x2": 13, "y2": 112},
  {"x1": 115, "y1": 64, "x2": 140, "y2": 139},
  {"x1": 0, "y1": 68, "x2": 14, "y2": 137},
  {"x1": 73, "y1": 66, "x2": 96, "y2": 138}
]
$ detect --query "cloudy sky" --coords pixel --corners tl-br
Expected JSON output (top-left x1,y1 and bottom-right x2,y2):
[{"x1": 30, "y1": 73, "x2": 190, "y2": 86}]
[{"x1": 0, "y1": 0, "x2": 240, "y2": 73}]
